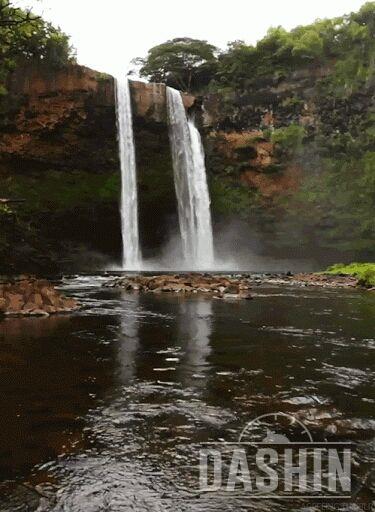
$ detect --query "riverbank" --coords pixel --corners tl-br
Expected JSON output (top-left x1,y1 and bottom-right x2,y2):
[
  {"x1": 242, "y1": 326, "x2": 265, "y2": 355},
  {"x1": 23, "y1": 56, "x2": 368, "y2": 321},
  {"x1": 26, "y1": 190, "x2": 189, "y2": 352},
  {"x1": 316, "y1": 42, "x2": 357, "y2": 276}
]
[
  {"x1": 0, "y1": 268, "x2": 372, "y2": 317},
  {"x1": 104, "y1": 269, "x2": 375, "y2": 297}
]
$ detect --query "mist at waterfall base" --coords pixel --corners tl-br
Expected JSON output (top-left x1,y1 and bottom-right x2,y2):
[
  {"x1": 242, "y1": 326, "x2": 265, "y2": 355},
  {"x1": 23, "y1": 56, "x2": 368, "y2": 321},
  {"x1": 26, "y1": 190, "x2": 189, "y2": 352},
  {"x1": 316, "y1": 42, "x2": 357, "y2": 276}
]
[
  {"x1": 132, "y1": 223, "x2": 314, "y2": 272},
  {"x1": 107, "y1": 218, "x2": 315, "y2": 273}
]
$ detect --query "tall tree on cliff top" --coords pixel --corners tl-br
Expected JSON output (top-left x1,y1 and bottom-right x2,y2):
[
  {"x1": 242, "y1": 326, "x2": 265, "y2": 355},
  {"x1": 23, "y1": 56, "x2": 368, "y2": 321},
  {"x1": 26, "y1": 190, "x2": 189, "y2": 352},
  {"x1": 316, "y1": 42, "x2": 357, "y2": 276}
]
[
  {"x1": 135, "y1": 37, "x2": 218, "y2": 93},
  {"x1": 0, "y1": 0, "x2": 74, "y2": 94}
]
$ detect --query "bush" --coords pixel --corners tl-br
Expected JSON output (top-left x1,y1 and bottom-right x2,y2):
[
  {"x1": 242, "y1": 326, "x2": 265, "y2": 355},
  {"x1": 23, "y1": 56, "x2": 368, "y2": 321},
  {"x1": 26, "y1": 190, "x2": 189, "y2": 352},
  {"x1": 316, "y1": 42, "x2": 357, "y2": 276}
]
[
  {"x1": 324, "y1": 263, "x2": 375, "y2": 287},
  {"x1": 271, "y1": 124, "x2": 306, "y2": 152}
]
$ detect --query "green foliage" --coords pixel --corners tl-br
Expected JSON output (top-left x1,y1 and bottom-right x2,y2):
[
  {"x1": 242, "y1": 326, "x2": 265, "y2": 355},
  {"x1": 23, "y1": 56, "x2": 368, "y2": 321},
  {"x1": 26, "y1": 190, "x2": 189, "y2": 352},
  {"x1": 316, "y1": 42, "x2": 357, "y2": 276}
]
[
  {"x1": 2, "y1": 170, "x2": 120, "y2": 213},
  {"x1": 281, "y1": 140, "x2": 375, "y2": 254},
  {"x1": 136, "y1": 37, "x2": 218, "y2": 92},
  {"x1": 271, "y1": 124, "x2": 306, "y2": 152},
  {"x1": 209, "y1": 177, "x2": 258, "y2": 217},
  {"x1": 201, "y1": 3, "x2": 374, "y2": 257},
  {"x1": 324, "y1": 263, "x2": 375, "y2": 287},
  {"x1": 213, "y1": 2, "x2": 375, "y2": 92},
  {"x1": 136, "y1": 4, "x2": 374, "y2": 97},
  {"x1": 0, "y1": 0, "x2": 74, "y2": 93}
]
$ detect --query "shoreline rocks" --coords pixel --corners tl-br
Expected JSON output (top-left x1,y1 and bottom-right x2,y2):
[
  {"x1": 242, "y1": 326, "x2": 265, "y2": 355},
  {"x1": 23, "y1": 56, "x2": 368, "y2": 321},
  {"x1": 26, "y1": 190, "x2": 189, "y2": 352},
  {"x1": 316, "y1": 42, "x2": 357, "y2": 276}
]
[
  {"x1": 104, "y1": 271, "x2": 374, "y2": 296},
  {"x1": 0, "y1": 276, "x2": 80, "y2": 317},
  {"x1": 250, "y1": 272, "x2": 363, "y2": 289},
  {"x1": 105, "y1": 273, "x2": 253, "y2": 299}
]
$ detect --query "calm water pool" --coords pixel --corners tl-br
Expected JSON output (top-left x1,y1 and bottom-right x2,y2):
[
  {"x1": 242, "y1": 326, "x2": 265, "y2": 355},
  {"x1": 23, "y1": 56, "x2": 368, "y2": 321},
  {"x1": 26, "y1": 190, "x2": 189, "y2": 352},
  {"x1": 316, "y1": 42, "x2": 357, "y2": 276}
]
[{"x1": 0, "y1": 275, "x2": 374, "y2": 511}]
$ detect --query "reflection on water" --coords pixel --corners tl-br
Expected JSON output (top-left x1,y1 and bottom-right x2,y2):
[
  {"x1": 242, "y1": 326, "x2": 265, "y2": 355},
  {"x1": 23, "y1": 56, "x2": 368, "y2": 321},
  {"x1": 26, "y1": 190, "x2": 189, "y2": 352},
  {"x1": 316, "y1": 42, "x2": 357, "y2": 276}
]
[
  {"x1": 178, "y1": 300, "x2": 212, "y2": 387},
  {"x1": 117, "y1": 294, "x2": 140, "y2": 384},
  {"x1": 0, "y1": 277, "x2": 374, "y2": 511},
  {"x1": 0, "y1": 312, "x2": 117, "y2": 481}
]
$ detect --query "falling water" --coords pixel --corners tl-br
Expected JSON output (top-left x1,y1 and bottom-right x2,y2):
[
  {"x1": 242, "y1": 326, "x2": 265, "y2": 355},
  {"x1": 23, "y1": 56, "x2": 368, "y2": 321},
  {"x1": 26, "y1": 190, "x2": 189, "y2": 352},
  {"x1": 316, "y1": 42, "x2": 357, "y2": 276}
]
[
  {"x1": 115, "y1": 77, "x2": 141, "y2": 269},
  {"x1": 166, "y1": 87, "x2": 214, "y2": 268},
  {"x1": 188, "y1": 119, "x2": 215, "y2": 266}
]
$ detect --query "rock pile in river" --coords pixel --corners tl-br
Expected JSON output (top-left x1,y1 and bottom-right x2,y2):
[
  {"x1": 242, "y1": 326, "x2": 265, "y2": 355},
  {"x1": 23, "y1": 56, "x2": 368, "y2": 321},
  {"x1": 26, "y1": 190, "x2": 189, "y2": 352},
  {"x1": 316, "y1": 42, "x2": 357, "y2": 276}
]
[
  {"x1": 0, "y1": 276, "x2": 79, "y2": 316},
  {"x1": 106, "y1": 274, "x2": 252, "y2": 299}
]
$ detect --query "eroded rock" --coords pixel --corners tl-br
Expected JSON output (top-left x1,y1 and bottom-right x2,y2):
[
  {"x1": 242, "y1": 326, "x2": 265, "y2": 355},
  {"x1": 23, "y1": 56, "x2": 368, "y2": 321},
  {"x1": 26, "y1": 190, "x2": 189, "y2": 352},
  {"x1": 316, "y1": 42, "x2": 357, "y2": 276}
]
[{"x1": 0, "y1": 276, "x2": 79, "y2": 316}]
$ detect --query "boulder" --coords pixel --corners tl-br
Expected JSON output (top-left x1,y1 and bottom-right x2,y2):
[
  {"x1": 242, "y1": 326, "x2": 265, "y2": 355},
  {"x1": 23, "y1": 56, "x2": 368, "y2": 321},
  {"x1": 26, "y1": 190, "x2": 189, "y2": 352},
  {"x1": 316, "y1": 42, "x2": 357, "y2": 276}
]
[
  {"x1": 5, "y1": 293, "x2": 24, "y2": 313},
  {"x1": 0, "y1": 276, "x2": 79, "y2": 317},
  {"x1": 223, "y1": 284, "x2": 240, "y2": 294}
]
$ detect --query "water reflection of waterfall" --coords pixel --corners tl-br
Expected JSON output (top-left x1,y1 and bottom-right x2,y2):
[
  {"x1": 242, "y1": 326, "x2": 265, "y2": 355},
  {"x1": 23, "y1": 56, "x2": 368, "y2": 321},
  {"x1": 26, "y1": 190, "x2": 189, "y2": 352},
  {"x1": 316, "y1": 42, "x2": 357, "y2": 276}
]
[
  {"x1": 117, "y1": 294, "x2": 140, "y2": 384},
  {"x1": 178, "y1": 299, "x2": 212, "y2": 387}
]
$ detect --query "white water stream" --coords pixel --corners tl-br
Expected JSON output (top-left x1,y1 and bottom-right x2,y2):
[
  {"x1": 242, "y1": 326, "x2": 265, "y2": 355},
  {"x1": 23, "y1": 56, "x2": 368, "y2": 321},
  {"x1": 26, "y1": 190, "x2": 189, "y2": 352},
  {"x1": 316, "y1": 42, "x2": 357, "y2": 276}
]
[
  {"x1": 166, "y1": 86, "x2": 214, "y2": 268},
  {"x1": 115, "y1": 77, "x2": 141, "y2": 269}
]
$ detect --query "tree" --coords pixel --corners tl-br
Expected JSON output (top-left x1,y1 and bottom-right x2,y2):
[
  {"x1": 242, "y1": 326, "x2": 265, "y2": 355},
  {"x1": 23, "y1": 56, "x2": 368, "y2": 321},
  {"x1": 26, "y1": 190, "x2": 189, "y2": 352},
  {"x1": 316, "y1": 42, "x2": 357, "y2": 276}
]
[
  {"x1": 0, "y1": 0, "x2": 74, "y2": 94},
  {"x1": 136, "y1": 37, "x2": 218, "y2": 93}
]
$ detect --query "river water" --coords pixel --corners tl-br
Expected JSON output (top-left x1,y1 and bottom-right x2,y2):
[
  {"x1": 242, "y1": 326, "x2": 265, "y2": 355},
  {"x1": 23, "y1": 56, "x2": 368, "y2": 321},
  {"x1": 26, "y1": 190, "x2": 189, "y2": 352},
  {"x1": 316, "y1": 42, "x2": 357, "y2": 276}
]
[{"x1": 0, "y1": 275, "x2": 374, "y2": 511}]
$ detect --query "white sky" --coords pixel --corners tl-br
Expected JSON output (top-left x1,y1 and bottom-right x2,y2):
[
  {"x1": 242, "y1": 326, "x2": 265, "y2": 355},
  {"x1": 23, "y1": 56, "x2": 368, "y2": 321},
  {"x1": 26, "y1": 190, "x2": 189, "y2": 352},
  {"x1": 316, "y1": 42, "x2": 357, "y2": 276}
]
[{"x1": 15, "y1": 0, "x2": 368, "y2": 76}]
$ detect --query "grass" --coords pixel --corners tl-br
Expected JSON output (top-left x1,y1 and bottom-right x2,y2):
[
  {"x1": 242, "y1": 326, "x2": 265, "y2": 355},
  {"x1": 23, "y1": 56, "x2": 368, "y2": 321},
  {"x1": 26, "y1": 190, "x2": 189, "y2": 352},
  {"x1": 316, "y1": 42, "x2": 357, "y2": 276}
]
[{"x1": 323, "y1": 263, "x2": 375, "y2": 287}]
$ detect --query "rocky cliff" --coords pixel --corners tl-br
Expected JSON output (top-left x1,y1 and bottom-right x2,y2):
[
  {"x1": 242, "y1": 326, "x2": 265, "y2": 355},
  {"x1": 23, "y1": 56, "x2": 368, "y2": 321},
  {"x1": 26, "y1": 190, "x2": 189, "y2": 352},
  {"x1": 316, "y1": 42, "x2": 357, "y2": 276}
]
[
  {"x1": 1, "y1": 63, "x2": 194, "y2": 171},
  {"x1": 0, "y1": 63, "x2": 194, "y2": 272},
  {"x1": 200, "y1": 63, "x2": 374, "y2": 263},
  {"x1": 0, "y1": 60, "x2": 372, "y2": 273}
]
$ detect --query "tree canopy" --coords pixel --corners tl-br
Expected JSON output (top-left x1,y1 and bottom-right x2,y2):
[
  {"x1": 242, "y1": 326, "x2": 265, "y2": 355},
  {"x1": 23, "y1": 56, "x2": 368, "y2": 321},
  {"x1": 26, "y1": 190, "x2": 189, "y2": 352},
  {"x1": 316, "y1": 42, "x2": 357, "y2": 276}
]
[
  {"x1": 136, "y1": 2, "x2": 374, "y2": 96},
  {"x1": 215, "y1": 2, "x2": 375, "y2": 91},
  {"x1": 0, "y1": 0, "x2": 74, "y2": 94},
  {"x1": 136, "y1": 37, "x2": 218, "y2": 93}
]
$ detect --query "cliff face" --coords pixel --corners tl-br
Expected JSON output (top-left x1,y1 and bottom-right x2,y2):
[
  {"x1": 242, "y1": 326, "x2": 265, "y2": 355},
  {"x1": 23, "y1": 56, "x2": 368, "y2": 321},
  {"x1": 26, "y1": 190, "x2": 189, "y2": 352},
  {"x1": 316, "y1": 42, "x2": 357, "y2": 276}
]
[
  {"x1": 0, "y1": 63, "x2": 194, "y2": 272},
  {"x1": 201, "y1": 66, "x2": 328, "y2": 203},
  {"x1": 2, "y1": 64, "x2": 116, "y2": 172},
  {"x1": 0, "y1": 61, "x2": 372, "y2": 273},
  {"x1": 202, "y1": 66, "x2": 332, "y2": 131},
  {"x1": 1, "y1": 63, "x2": 194, "y2": 172},
  {"x1": 200, "y1": 64, "x2": 374, "y2": 263}
]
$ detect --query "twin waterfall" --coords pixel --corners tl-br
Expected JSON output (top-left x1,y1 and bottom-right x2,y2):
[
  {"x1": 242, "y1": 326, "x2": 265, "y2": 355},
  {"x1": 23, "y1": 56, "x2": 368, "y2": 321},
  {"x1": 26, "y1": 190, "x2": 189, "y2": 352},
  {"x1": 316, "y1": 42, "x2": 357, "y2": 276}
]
[
  {"x1": 166, "y1": 87, "x2": 214, "y2": 269},
  {"x1": 115, "y1": 77, "x2": 141, "y2": 269},
  {"x1": 116, "y1": 78, "x2": 214, "y2": 270}
]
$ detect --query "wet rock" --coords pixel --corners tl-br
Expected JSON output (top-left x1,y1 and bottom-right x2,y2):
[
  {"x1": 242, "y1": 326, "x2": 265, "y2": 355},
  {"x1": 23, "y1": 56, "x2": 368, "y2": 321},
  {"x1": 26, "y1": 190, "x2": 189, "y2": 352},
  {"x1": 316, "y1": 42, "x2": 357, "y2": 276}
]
[
  {"x1": 5, "y1": 293, "x2": 24, "y2": 311},
  {"x1": 0, "y1": 276, "x2": 80, "y2": 317},
  {"x1": 223, "y1": 284, "x2": 240, "y2": 294},
  {"x1": 239, "y1": 291, "x2": 253, "y2": 300},
  {"x1": 223, "y1": 293, "x2": 241, "y2": 299},
  {"x1": 106, "y1": 273, "x2": 253, "y2": 299},
  {"x1": 246, "y1": 272, "x2": 364, "y2": 289}
]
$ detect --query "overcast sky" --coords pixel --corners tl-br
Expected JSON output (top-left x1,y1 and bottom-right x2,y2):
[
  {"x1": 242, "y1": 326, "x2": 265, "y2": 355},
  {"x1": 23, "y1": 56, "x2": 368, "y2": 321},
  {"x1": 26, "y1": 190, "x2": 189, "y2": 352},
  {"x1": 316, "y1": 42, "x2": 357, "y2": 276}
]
[{"x1": 15, "y1": 0, "x2": 367, "y2": 76}]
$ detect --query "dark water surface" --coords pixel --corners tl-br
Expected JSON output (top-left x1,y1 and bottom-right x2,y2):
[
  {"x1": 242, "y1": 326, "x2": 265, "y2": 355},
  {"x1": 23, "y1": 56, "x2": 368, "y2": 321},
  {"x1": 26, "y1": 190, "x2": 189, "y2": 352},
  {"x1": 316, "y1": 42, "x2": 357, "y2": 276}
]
[{"x1": 0, "y1": 275, "x2": 374, "y2": 511}]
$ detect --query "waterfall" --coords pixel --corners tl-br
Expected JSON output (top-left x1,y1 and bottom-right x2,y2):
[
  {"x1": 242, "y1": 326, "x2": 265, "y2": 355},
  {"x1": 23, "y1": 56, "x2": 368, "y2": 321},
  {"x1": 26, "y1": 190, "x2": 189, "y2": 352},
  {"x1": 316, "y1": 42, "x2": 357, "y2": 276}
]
[
  {"x1": 166, "y1": 87, "x2": 214, "y2": 269},
  {"x1": 188, "y1": 119, "x2": 215, "y2": 266},
  {"x1": 115, "y1": 77, "x2": 141, "y2": 269}
]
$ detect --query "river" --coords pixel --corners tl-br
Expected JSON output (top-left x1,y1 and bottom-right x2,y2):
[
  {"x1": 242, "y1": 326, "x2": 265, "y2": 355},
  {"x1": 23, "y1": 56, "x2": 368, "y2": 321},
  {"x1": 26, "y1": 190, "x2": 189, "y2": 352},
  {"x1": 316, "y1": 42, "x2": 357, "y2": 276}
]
[{"x1": 0, "y1": 275, "x2": 374, "y2": 511}]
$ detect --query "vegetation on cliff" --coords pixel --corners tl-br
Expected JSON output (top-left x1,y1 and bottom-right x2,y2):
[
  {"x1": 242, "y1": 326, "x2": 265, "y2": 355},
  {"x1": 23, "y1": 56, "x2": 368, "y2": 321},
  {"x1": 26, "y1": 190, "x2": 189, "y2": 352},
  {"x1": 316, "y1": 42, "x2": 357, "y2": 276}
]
[
  {"x1": 0, "y1": 2, "x2": 374, "y2": 270},
  {"x1": 0, "y1": 170, "x2": 121, "y2": 273},
  {"x1": 138, "y1": 3, "x2": 374, "y2": 259},
  {"x1": 0, "y1": 0, "x2": 74, "y2": 95}
]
